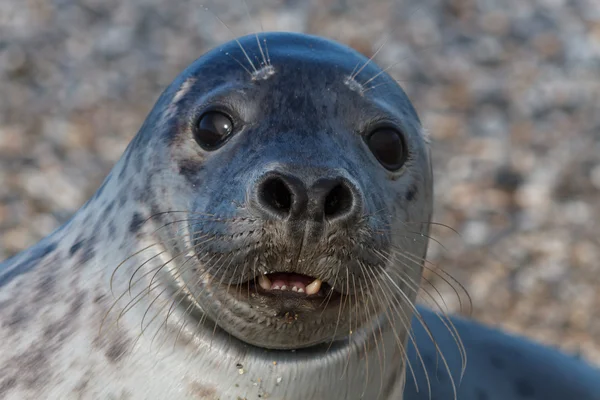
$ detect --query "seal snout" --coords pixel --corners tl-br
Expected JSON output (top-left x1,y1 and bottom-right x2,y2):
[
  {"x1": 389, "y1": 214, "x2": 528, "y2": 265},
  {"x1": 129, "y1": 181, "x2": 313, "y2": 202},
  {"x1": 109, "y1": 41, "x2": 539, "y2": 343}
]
[{"x1": 254, "y1": 170, "x2": 360, "y2": 223}]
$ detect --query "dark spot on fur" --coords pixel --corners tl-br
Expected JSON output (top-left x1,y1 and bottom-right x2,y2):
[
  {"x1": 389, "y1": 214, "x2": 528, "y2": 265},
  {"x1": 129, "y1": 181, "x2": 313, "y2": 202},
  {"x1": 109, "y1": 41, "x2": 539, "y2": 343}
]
[
  {"x1": 70, "y1": 291, "x2": 85, "y2": 314},
  {"x1": 7, "y1": 348, "x2": 50, "y2": 388},
  {"x1": 43, "y1": 319, "x2": 70, "y2": 342},
  {"x1": 93, "y1": 303, "x2": 132, "y2": 363},
  {"x1": 514, "y1": 378, "x2": 536, "y2": 397},
  {"x1": 0, "y1": 376, "x2": 17, "y2": 394},
  {"x1": 189, "y1": 381, "x2": 217, "y2": 398},
  {"x1": 103, "y1": 200, "x2": 116, "y2": 219},
  {"x1": 405, "y1": 183, "x2": 418, "y2": 201},
  {"x1": 70, "y1": 236, "x2": 96, "y2": 265},
  {"x1": 105, "y1": 335, "x2": 131, "y2": 363},
  {"x1": 129, "y1": 212, "x2": 144, "y2": 234},
  {"x1": 69, "y1": 239, "x2": 84, "y2": 257},
  {"x1": 80, "y1": 238, "x2": 96, "y2": 264},
  {"x1": 178, "y1": 159, "x2": 205, "y2": 184},
  {"x1": 5, "y1": 308, "x2": 30, "y2": 330},
  {"x1": 94, "y1": 293, "x2": 106, "y2": 304},
  {"x1": 37, "y1": 270, "x2": 55, "y2": 294}
]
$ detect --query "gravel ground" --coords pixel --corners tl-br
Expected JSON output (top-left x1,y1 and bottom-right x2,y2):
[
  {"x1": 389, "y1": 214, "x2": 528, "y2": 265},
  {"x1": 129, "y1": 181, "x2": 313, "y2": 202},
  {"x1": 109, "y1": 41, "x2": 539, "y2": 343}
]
[{"x1": 1, "y1": 0, "x2": 600, "y2": 365}]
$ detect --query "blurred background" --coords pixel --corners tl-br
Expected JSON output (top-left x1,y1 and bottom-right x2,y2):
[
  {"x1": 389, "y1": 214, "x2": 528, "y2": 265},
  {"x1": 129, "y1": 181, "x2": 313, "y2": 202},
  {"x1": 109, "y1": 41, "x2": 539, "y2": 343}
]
[{"x1": 1, "y1": 0, "x2": 599, "y2": 365}]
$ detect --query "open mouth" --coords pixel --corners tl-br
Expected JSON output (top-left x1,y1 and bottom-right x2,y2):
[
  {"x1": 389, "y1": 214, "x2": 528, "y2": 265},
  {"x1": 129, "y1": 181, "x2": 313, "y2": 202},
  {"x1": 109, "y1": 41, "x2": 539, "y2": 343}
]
[
  {"x1": 257, "y1": 273, "x2": 326, "y2": 295},
  {"x1": 231, "y1": 272, "x2": 339, "y2": 299}
]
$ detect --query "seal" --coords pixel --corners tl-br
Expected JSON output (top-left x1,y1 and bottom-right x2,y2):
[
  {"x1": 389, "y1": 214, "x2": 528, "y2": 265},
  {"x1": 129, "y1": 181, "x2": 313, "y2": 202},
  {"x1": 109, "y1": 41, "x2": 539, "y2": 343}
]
[
  {"x1": 1, "y1": 31, "x2": 599, "y2": 400},
  {"x1": 0, "y1": 31, "x2": 432, "y2": 399},
  {"x1": 404, "y1": 308, "x2": 600, "y2": 400}
]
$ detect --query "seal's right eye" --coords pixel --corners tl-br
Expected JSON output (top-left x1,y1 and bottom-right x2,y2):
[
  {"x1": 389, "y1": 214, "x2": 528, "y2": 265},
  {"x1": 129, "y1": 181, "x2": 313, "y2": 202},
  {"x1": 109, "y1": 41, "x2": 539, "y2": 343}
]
[
  {"x1": 366, "y1": 128, "x2": 407, "y2": 171},
  {"x1": 193, "y1": 111, "x2": 234, "y2": 150}
]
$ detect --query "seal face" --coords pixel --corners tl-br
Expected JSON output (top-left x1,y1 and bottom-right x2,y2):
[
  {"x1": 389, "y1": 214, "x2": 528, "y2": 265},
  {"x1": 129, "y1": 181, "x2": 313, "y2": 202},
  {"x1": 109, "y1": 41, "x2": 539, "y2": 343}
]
[{"x1": 133, "y1": 32, "x2": 433, "y2": 350}]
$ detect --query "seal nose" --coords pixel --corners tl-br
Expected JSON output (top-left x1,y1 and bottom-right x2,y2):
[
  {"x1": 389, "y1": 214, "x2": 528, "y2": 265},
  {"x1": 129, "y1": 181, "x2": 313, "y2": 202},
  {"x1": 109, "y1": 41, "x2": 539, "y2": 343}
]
[{"x1": 255, "y1": 171, "x2": 359, "y2": 222}]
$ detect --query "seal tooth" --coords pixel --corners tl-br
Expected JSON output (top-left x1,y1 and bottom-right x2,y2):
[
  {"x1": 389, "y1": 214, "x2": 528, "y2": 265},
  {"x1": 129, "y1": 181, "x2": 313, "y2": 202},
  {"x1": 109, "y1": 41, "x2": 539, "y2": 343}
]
[
  {"x1": 298, "y1": 288, "x2": 305, "y2": 293},
  {"x1": 280, "y1": 285, "x2": 288, "y2": 291},
  {"x1": 258, "y1": 275, "x2": 272, "y2": 290},
  {"x1": 305, "y1": 279, "x2": 322, "y2": 295},
  {"x1": 272, "y1": 284, "x2": 281, "y2": 290},
  {"x1": 292, "y1": 286, "x2": 298, "y2": 292}
]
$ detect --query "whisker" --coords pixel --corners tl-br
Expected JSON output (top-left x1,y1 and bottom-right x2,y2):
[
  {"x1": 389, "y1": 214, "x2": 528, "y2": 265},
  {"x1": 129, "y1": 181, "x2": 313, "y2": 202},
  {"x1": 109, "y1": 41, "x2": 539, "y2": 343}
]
[
  {"x1": 378, "y1": 266, "x2": 458, "y2": 400},
  {"x1": 201, "y1": 6, "x2": 257, "y2": 74},
  {"x1": 382, "y1": 258, "x2": 467, "y2": 378},
  {"x1": 375, "y1": 247, "x2": 468, "y2": 381},
  {"x1": 327, "y1": 270, "x2": 346, "y2": 352},
  {"x1": 390, "y1": 244, "x2": 473, "y2": 315},
  {"x1": 106, "y1": 232, "x2": 216, "y2": 333},
  {"x1": 360, "y1": 260, "x2": 422, "y2": 395},
  {"x1": 209, "y1": 254, "x2": 237, "y2": 346},
  {"x1": 241, "y1": 0, "x2": 269, "y2": 68},
  {"x1": 151, "y1": 254, "x2": 223, "y2": 351},
  {"x1": 361, "y1": 43, "x2": 439, "y2": 87},
  {"x1": 357, "y1": 264, "x2": 385, "y2": 398}
]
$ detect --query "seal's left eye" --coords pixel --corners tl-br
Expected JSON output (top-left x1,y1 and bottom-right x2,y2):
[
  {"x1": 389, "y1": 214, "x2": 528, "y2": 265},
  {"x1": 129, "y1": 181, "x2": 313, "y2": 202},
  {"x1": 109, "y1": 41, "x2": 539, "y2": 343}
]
[{"x1": 194, "y1": 111, "x2": 234, "y2": 150}]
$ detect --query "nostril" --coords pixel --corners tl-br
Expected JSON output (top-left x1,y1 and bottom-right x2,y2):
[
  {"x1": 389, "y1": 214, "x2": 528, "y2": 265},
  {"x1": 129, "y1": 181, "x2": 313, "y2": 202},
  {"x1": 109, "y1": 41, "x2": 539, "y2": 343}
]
[
  {"x1": 324, "y1": 183, "x2": 353, "y2": 219},
  {"x1": 259, "y1": 177, "x2": 293, "y2": 215}
]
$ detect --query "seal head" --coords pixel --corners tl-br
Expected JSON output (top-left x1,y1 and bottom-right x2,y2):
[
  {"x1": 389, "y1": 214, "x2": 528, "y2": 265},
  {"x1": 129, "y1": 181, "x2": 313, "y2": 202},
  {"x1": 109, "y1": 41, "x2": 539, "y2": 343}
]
[{"x1": 123, "y1": 32, "x2": 432, "y2": 351}]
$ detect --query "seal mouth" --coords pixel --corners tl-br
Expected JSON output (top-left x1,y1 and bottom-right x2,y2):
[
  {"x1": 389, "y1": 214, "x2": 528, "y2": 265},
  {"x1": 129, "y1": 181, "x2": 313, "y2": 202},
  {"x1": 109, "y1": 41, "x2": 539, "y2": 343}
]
[
  {"x1": 255, "y1": 273, "x2": 330, "y2": 296},
  {"x1": 227, "y1": 272, "x2": 340, "y2": 301}
]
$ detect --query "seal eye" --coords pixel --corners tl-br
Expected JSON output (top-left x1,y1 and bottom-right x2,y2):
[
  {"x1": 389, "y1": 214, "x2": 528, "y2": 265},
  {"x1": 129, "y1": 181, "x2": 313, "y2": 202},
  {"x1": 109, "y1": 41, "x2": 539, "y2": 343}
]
[
  {"x1": 194, "y1": 111, "x2": 234, "y2": 150},
  {"x1": 366, "y1": 128, "x2": 407, "y2": 171}
]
